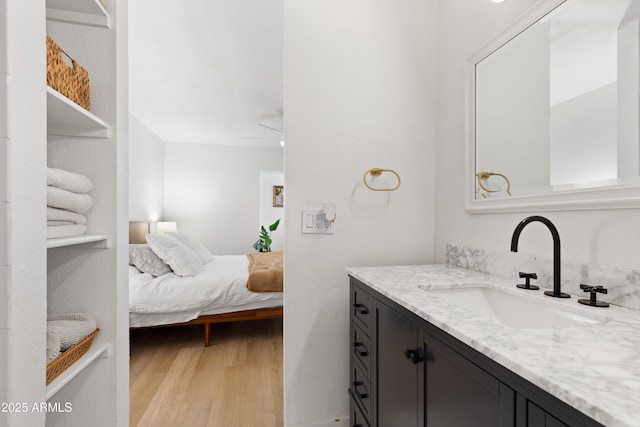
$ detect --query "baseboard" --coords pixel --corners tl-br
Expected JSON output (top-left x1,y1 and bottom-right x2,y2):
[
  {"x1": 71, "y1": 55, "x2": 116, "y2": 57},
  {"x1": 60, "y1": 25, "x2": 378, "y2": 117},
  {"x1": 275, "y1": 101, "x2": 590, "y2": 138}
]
[{"x1": 286, "y1": 416, "x2": 350, "y2": 427}]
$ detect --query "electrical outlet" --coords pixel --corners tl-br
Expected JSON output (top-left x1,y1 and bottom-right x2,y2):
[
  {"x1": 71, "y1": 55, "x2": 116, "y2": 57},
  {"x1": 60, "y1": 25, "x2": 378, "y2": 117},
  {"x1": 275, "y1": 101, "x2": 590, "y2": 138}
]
[{"x1": 301, "y1": 209, "x2": 335, "y2": 234}]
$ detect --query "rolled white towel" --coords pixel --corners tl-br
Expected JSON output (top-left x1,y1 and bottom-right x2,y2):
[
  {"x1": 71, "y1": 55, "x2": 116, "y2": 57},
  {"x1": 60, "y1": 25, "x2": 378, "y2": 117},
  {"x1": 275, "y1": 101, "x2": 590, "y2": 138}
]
[
  {"x1": 47, "y1": 186, "x2": 93, "y2": 214},
  {"x1": 47, "y1": 206, "x2": 87, "y2": 225},
  {"x1": 47, "y1": 224, "x2": 87, "y2": 239},
  {"x1": 47, "y1": 167, "x2": 93, "y2": 194}
]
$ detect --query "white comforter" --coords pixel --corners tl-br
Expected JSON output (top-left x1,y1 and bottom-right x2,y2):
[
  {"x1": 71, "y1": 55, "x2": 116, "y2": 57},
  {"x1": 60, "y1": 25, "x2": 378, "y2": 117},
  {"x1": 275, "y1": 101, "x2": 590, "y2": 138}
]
[{"x1": 129, "y1": 255, "x2": 282, "y2": 314}]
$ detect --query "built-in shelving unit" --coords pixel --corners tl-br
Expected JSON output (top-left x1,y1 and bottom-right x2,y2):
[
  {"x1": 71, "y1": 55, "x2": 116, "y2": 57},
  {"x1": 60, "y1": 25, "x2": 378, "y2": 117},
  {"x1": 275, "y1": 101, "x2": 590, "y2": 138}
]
[
  {"x1": 41, "y1": 0, "x2": 125, "y2": 425},
  {"x1": 46, "y1": 235, "x2": 109, "y2": 249},
  {"x1": 5, "y1": 0, "x2": 124, "y2": 425},
  {"x1": 46, "y1": 0, "x2": 110, "y2": 28},
  {"x1": 47, "y1": 86, "x2": 110, "y2": 138},
  {"x1": 45, "y1": 338, "x2": 110, "y2": 400}
]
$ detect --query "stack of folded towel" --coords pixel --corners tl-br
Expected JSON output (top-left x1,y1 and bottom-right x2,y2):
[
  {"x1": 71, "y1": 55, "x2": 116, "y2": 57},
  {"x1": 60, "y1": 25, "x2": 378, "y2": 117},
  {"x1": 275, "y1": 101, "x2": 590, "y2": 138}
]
[{"x1": 47, "y1": 167, "x2": 93, "y2": 239}]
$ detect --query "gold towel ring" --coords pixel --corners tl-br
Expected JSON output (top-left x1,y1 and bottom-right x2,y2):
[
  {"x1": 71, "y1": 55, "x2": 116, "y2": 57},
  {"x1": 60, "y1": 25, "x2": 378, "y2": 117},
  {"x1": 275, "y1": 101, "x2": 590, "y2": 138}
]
[
  {"x1": 476, "y1": 171, "x2": 511, "y2": 196},
  {"x1": 363, "y1": 168, "x2": 401, "y2": 191}
]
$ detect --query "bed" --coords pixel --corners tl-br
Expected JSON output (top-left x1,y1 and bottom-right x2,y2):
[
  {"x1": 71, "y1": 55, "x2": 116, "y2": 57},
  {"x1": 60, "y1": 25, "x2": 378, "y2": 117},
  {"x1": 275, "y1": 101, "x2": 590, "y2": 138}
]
[{"x1": 128, "y1": 222, "x2": 283, "y2": 346}]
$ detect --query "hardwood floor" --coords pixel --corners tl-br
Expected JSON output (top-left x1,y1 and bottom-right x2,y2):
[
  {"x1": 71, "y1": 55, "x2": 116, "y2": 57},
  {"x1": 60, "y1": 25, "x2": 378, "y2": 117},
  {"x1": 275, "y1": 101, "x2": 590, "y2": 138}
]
[{"x1": 130, "y1": 318, "x2": 283, "y2": 427}]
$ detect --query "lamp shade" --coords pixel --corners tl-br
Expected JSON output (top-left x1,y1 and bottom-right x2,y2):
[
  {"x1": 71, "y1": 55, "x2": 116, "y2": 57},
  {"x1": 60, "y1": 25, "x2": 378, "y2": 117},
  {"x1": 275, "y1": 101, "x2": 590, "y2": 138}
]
[{"x1": 155, "y1": 221, "x2": 177, "y2": 235}]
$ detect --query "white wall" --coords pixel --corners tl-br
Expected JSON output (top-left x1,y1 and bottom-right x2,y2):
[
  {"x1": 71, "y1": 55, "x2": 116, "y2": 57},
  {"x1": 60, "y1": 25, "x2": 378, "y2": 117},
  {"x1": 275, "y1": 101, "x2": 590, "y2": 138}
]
[
  {"x1": 3, "y1": 1, "x2": 48, "y2": 425},
  {"x1": 434, "y1": 0, "x2": 640, "y2": 273},
  {"x1": 283, "y1": 0, "x2": 437, "y2": 424},
  {"x1": 0, "y1": 0, "x2": 10, "y2": 421},
  {"x1": 129, "y1": 115, "x2": 165, "y2": 221},
  {"x1": 259, "y1": 171, "x2": 284, "y2": 252},
  {"x1": 163, "y1": 142, "x2": 283, "y2": 255}
]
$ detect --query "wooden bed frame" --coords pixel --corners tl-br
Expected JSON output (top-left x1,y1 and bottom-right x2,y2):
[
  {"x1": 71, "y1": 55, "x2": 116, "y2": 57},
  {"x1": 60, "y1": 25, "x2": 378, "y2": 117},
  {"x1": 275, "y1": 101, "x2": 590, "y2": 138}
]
[
  {"x1": 130, "y1": 306, "x2": 283, "y2": 347},
  {"x1": 128, "y1": 221, "x2": 283, "y2": 346}
]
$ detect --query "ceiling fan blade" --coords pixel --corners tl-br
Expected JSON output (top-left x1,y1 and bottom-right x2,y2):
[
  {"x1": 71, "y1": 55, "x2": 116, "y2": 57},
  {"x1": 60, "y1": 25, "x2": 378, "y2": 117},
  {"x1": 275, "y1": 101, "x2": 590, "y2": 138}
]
[{"x1": 258, "y1": 123, "x2": 284, "y2": 134}]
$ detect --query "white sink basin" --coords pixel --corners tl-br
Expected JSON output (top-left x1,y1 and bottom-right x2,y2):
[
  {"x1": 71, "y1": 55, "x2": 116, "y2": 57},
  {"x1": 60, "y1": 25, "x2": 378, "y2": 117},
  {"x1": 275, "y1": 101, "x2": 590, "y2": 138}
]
[{"x1": 421, "y1": 286, "x2": 603, "y2": 329}]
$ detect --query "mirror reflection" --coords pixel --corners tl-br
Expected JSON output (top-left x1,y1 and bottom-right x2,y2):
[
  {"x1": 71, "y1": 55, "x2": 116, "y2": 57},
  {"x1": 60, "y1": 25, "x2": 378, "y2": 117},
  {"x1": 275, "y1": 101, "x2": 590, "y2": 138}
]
[{"x1": 475, "y1": 0, "x2": 640, "y2": 199}]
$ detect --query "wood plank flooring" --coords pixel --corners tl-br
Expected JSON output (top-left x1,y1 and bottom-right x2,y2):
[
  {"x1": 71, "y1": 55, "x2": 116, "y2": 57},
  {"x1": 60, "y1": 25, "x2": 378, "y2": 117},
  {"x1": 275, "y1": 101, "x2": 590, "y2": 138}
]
[{"x1": 129, "y1": 318, "x2": 283, "y2": 427}]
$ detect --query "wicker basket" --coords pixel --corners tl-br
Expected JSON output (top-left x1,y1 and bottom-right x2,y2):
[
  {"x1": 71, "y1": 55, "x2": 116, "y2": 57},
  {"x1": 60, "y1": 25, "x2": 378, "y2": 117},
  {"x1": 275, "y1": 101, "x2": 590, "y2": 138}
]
[
  {"x1": 46, "y1": 328, "x2": 99, "y2": 385},
  {"x1": 46, "y1": 36, "x2": 91, "y2": 111}
]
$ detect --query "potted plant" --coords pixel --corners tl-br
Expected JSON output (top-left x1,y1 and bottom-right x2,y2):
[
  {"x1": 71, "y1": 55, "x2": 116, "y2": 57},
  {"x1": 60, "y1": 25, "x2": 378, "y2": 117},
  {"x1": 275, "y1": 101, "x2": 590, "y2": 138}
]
[{"x1": 253, "y1": 219, "x2": 280, "y2": 252}]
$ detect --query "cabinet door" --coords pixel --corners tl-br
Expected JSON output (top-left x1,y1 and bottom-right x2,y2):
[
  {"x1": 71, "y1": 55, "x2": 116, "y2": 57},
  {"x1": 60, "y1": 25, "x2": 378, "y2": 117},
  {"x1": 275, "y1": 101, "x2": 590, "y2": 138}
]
[
  {"x1": 377, "y1": 303, "x2": 423, "y2": 427},
  {"x1": 517, "y1": 396, "x2": 569, "y2": 427},
  {"x1": 424, "y1": 333, "x2": 515, "y2": 427}
]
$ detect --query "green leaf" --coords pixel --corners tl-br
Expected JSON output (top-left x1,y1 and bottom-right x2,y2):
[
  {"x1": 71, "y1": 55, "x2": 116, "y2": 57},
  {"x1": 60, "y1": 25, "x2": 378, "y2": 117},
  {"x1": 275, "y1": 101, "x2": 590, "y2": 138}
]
[{"x1": 269, "y1": 219, "x2": 281, "y2": 232}]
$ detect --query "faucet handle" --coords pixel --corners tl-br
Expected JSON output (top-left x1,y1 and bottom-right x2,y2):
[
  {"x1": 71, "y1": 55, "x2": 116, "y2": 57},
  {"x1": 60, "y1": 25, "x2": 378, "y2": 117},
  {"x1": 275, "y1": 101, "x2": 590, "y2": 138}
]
[
  {"x1": 517, "y1": 272, "x2": 539, "y2": 290},
  {"x1": 516, "y1": 271, "x2": 540, "y2": 291},
  {"x1": 580, "y1": 284, "x2": 607, "y2": 293},
  {"x1": 578, "y1": 284, "x2": 609, "y2": 307}
]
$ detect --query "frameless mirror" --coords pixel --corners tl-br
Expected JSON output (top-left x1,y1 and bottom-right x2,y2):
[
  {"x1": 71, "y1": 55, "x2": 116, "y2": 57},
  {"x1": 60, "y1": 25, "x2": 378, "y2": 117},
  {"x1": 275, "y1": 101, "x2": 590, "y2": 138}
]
[{"x1": 467, "y1": 0, "x2": 640, "y2": 212}]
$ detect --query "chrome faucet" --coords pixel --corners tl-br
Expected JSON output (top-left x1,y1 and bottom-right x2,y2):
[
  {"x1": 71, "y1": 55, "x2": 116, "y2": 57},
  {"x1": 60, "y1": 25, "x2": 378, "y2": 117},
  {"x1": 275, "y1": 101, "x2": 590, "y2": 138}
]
[{"x1": 510, "y1": 216, "x2": 570, "y2": 298}]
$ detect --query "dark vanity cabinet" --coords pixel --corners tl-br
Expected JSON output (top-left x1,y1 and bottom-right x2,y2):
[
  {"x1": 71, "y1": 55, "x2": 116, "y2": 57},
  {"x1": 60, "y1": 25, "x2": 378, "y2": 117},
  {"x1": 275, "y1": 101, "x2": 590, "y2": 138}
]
[
  {"x1": 349, "y1": 282, "x2": 374, "y2": 426},
  {"x1": 377, "y1": 303, "x2": 423, "y2": 426},
  {"x1": 423, "y1": 331, "x2": 514, "y2": 426},
  {"x1": 348, "y1": 278, "x2": 603, "y2": 427}
]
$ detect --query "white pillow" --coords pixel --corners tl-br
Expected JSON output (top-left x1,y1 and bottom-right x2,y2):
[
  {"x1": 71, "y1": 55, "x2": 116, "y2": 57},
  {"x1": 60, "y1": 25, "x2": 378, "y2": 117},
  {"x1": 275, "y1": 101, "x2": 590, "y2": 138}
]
[
  {"x1": 146, "y1": 234, "x2": 204, "y2": 277},
  {"x1": 167, "y1": 231, "x2": 214, "y2": 264},
  {"x1": 129, "y1": 244, "x2": 173, "y2": 277}
]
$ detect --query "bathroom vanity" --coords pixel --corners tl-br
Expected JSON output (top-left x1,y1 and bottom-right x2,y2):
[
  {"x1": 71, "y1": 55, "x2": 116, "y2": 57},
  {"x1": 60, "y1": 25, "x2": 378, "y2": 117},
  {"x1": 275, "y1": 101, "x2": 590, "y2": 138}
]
[{"x1": 347, "y1": 265, "x2": 640, "y2": 427}]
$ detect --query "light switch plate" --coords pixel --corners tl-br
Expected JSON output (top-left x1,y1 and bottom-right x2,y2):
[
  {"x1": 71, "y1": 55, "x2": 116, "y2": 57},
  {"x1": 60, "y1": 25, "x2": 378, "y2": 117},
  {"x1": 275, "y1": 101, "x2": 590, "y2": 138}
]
[{"x1": 301, "y1": 209, "x2": 335, "y2": 234}]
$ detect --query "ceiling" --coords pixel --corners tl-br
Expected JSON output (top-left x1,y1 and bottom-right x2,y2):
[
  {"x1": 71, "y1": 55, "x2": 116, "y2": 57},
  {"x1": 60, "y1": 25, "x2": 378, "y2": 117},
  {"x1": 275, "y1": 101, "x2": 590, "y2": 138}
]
[{"x1": 128, "y1": 0, "x2": 284, "y2": 148}]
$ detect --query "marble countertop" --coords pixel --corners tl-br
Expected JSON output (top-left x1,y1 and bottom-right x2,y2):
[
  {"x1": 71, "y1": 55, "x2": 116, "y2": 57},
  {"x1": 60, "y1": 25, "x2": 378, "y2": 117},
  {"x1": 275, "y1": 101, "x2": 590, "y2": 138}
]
[{"x1": 347, "y1": 264, "x2": 640, "y2": 427}]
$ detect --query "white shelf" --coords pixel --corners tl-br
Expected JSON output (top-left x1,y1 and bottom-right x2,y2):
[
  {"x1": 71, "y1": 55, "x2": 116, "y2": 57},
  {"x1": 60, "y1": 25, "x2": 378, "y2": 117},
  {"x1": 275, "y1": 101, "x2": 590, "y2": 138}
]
[
  {"x1": 46, "y1": 338, "x2": 110, "y2": 400},
  {"x1": 47, "y1": 86, "x2": 111, "y2": 138},
  {"x1": 47, "y1": 234, "x2": 109, "y2": 249},
  {"x1": 46, "y1": 0, "x2": 110, "y2": 28}
]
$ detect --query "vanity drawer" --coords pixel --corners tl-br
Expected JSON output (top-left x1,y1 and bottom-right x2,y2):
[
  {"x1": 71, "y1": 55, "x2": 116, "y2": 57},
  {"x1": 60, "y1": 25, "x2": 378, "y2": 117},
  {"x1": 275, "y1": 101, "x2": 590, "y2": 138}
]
[
  {"x1": 351, "y1": 281, "x2": 372, "y2": 336},
  {"x1": 351, "y1": 362, "x2": 371, "y2": 420},
  {"x1": 351, "y1": 323, "x2": 371, "y2": 376}
]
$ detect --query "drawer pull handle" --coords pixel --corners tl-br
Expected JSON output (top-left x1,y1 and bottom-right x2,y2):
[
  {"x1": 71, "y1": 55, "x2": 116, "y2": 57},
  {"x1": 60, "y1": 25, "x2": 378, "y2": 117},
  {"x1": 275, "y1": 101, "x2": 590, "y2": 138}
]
[
  {"x1": 404, "y1": 348, "x2": 424, "y2": 364},
  {"x1": 354, "y1": 303, "x2": 369, "y2": 315},
  {"x1": 353, "y1": 342, "x2": 369, "y2": 357},
  {"x1": 353, "y1": 381, "x2": 369, "y2": 399}
]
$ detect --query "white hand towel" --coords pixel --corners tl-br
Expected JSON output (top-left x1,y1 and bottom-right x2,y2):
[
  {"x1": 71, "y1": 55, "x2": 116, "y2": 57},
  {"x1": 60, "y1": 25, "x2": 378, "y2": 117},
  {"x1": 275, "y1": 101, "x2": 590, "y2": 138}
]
[
  {"x1": 47, "y1": 186, "x2": 93, "y2": 214},
  {"x1": 46, "y1": 206, "x2": 87, "y2": 225},
  {"x1": 47, "y1": 224, "x2": 87, "y2": 239},
  {"x1": 47, "y1": 167, "x2": 93, "y2": 194}
]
